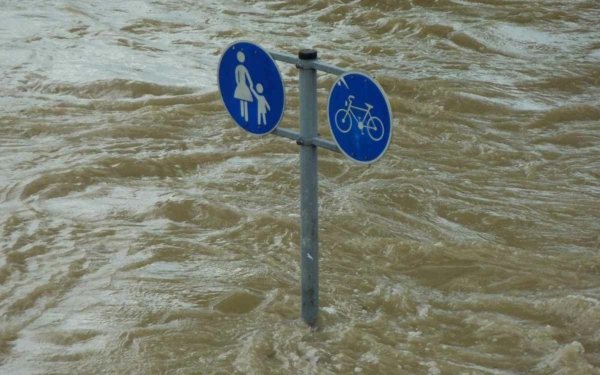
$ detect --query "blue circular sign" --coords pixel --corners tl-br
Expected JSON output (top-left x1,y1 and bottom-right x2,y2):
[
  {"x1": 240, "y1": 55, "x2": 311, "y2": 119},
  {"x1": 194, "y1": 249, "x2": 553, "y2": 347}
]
[
  {"x1": 327, "y1": 72, "x2": 393, "y2": 163},
  {"x1": 218, "y1": 42, "x2": 285, "y2": 135}
]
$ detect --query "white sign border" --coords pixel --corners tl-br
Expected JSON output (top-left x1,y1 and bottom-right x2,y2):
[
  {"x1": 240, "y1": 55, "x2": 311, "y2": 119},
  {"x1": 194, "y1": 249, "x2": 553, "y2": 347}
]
[
  {"x1": 217, "y1": 40, "x2": 286, "y2": 137},
  {"x1": 327, "y1": 71, "x2": 393, "y2": 164}
]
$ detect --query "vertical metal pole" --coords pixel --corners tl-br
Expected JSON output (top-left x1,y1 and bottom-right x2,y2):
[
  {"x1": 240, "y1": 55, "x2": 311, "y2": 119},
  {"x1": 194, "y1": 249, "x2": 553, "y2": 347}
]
[{"x1": 298, "y1": 49, "x2": 319, "y2": 326}]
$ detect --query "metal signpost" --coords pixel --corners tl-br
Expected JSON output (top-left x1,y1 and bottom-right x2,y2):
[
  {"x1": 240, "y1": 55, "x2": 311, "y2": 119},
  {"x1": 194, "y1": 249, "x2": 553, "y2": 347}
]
[{"x1": 218, "y1": 42, "x2": 392, "y2": 326}]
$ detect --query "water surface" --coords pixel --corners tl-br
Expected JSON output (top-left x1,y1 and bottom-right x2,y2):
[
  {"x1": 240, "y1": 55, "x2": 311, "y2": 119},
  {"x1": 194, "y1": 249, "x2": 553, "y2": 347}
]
[{"x1": 1, "y1": 0, "x2": 599, "y2": 373}]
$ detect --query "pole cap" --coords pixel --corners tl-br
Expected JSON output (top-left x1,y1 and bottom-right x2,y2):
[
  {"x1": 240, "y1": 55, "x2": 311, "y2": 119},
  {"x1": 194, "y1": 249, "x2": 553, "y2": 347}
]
[{"x1": 299, "y1": 49, "x2": 318, "y2": 60}]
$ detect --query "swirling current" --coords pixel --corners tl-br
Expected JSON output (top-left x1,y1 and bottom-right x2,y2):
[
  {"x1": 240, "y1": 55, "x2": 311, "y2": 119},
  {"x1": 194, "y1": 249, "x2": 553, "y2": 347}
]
[{"x1": 1, "y1": 0, "x2": 599, "y2": 374}]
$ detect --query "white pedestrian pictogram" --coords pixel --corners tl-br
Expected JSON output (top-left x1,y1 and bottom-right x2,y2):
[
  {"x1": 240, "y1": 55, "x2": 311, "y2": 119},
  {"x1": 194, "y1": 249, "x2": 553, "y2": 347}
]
[
  {"x1": 234, "y1": 51, "x2": 254, "y2": 122},
  {"x1": 335, "y1": 95, "x2": 384, "y2": 141},
  {"x1": 251, "y1": 83, "x2": 270, "y2": 126},
  {"x1": 233, "y1": 52, "x2": 271, "y2": 126}
]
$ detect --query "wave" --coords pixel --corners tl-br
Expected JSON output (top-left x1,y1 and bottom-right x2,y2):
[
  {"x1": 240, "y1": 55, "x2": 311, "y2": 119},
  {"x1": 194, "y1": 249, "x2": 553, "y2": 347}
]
[
  {"x1": 530, "y1": 105, "x2": 600, "y2": 128},
  {"x1": 6, "y1": 258, "x2": 89, "y2": 316},
  {"x1": 533, "y1": 132, "x2": 599, "y2": 148},
  {"x1": 535, "y1": 342, "x2": 597, "y2": 374},
  {"x1": 19, "y1": 77, "x2": 196, "y2": 99},
  {"x1": 120, "y1": 18, "x2": 189, "y2": 35}
]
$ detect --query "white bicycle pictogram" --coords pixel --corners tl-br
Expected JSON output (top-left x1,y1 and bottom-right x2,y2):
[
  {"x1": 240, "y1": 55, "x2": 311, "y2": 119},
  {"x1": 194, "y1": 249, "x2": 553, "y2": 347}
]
[{"x1": 334, "y1": 95, "x2": 385, "y2": 141}]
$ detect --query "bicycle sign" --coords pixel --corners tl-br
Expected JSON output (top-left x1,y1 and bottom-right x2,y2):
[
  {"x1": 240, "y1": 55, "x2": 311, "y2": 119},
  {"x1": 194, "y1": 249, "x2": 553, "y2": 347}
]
[{"x1": 328, "y1": 72, "x2": 392, "y2": 163}]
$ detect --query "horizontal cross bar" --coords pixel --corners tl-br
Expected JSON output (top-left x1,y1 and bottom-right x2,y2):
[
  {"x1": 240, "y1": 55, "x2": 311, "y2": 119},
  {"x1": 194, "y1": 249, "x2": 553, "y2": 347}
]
[
  {"x1": 269, "y1": 50, "x2": 348, "y2": 76},
  {"x1": 273, "y1": 127, "x2": 341, "y2": 154}
]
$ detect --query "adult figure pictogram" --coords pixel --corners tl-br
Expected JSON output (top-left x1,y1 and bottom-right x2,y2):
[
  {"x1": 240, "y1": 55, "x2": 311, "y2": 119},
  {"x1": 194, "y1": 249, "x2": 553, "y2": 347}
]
[{"x1": 234, "y1": 51, "x2": 254, "y2": 122}]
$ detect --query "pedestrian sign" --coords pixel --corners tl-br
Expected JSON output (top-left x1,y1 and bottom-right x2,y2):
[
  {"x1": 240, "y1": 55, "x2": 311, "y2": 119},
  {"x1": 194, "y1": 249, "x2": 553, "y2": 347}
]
[
  {"x1": 218, "y1": 41, "x2": 286, "y2": 135},
  {"x1": 327, "y1": 72, "x2": 393, "y2": 163}
]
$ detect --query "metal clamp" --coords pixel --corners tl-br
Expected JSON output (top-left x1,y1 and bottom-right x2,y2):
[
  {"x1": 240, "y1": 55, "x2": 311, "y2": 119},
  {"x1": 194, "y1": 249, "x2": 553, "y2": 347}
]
[
  {"x1": 270, "y1": 50, "x2": 348, "y2": 76},
  {"x1": 273, "y1": 128, "x2": 339, "y2": 153}
]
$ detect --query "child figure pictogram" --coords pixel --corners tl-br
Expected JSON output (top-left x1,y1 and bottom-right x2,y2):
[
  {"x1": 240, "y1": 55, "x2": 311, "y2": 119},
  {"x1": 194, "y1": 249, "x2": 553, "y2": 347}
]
[{"x1": 251, "y1": 83, "x2": 270, "y2": 126}]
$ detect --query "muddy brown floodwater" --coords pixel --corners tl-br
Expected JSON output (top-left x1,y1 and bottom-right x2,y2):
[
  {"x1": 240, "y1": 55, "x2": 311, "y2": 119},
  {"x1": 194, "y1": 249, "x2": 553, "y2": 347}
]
[{"x1": 1, "y1": 0, "x2": 599, "y2": 374}]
